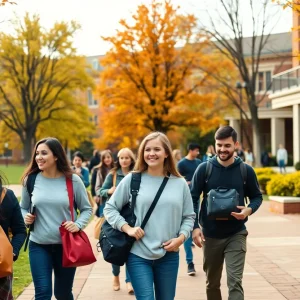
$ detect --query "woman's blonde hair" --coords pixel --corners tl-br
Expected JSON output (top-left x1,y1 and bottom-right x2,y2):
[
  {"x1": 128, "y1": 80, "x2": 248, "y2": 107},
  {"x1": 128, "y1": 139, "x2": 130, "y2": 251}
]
[
  {"x1": 134, "y1": 132, "x2": 181, "y2": 177},
  {"x1": 111, "y1": 147, "x2": 136, "y2": 174}
]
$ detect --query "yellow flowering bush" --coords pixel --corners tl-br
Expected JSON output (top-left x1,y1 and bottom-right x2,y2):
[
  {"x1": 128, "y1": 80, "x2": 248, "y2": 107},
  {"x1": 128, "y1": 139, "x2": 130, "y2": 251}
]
[
  {"x1": 266, "y1": 172, "x2": 300, "y2": 196},
  {"x1": 254, "y1": 168, "x2": 276, "y2": 192},
  {"x1": 254, "y1": 168, "x2": 276, "y2": 176}
]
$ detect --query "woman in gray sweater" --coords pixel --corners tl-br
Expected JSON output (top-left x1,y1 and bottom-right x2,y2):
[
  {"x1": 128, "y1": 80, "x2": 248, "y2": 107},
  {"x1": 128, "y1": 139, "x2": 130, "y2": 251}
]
[
  {"x1": 20, "y1": 137, "x2": 92, "y2": 300},
  {"x1": 104, "y1": 132, "x2": 195, "y2": 300}
]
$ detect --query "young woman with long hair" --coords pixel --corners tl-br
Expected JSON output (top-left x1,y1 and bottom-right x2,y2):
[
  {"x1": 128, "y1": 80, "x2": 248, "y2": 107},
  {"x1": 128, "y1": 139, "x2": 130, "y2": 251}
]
[
  {"x1": 104, "y1": 132, "x2": 195, "y2": 300},
  {"x1": 93, "y1": 149, "x2": 114, "y2": 217},
  {"x1": 20, "y1": 137, "x2": 92, "y2": 300},
  {"x1": 100, "y1": 148, "x2": 135, "y2": 294},
  {"x1": 0, "y1": 172, "x2": 26, "y2": 299}
]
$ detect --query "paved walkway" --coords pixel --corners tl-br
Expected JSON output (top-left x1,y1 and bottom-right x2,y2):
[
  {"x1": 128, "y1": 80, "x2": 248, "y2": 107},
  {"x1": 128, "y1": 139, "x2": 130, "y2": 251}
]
[{"x1": 16, "y1": 201, "x2": 300, "y2": 300}]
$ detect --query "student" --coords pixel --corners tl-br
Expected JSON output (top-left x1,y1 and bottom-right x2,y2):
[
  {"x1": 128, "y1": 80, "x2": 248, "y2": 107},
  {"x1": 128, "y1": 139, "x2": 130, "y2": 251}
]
[
  {"x1": 276, "y1": 144, "x2": 288, "y2": 174},
  {"x1": 191, "y1": 126, "x2": 262, "y2": 300},
  {"x1": 104, "y1": 132, "x2": 195, "y2": 300},
  {"x1": 100, "y1": 148, "x2": 135, "y2": 294},
  {"x1": 172, "y1": 149, "x2": 182, "y2": 165},
  {"x1": 0, "y1": 172, "x2": 27, "y2": 299},
  {"x1": 72, "y1": 151, "x2": 90, "y2": 188},
  {"x1": 202, "y1": 145, "x2": 216, "y2": 162},
  {"x1": 20, "y1": 137, "x2": 92, "y2": 300},
  {"x1": 93, "y1": 150, "x2": 114, "y2": 217},
  {"x1": 177, "y1": 143, "x2": 201, "y2": 276}
]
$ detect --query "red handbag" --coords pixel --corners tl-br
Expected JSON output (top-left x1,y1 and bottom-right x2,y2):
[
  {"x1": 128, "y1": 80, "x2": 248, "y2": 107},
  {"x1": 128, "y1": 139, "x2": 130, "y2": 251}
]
[{"x1": 59, "y1": 177, "x2": 96, "y2": 268}]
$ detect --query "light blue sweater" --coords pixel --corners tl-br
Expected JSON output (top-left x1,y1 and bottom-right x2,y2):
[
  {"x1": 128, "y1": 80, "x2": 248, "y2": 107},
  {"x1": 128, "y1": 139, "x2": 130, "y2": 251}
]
[
  {"x1": 20, "y1": 173, "x2": 92, "y2": 244},
  {"x1": 104, "y1": 172, "x2": 195, "y2": 260}
]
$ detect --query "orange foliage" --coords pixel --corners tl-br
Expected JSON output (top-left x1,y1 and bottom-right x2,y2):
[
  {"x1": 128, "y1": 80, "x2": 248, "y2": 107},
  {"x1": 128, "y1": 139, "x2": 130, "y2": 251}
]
[{"x1": 96, "y1": 0, "x2": 227, "y2": 149}]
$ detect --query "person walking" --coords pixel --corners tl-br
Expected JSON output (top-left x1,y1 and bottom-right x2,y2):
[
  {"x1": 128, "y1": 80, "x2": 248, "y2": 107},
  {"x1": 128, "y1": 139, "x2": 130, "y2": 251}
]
[
  {"x1": 93, "y1": 150, "x2": 115, "y2": 217},
  {"x1": 202, "y1": 145, "x2": 216, "y2": 162},
  {"x1": 276, "y1": 144, "x2": 288, "y2": 174},
  {"x1": 104, "y1": 132, "x2": 195, "y2": 300},
  {"x1": 88, "y1": 149, "x2": 101, "y2": 173},
  {"x1": 0, "y1": 173, "x2": 27, "y2": 299},
  {"x1": 191, "y1": 126, "x2": 263, "y2": 300},
  {"x1": 177, "y1": 143, "x2": 201, "y2": 276},
  {"x1": 72, "y1": 151, "x2": 90, "y2": 188},
  {"x1": 20, "y1": 137, "x2": 92, "y2": 300},
  {"x1": 172, "y1": 149, "x2": 182, "y2": 165},
  {"x1": 100, "y1": 148, "x2": 135, "y2": 294},
  {"x1": 245, "y1": 148, "x2": 254, "y2": 167}
]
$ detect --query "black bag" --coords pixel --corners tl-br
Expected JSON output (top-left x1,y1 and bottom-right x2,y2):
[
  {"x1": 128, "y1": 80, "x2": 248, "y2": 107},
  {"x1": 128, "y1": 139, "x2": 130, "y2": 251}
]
[
  {"x1": 204, "y1": 161, "x2": 247, "y2": 220},
  {"x1": 207, "y1": 187, "x2": 239, "y2": 219},
  {"x1": 98, "y1": 172, "x2": 169, "y2": 266}
]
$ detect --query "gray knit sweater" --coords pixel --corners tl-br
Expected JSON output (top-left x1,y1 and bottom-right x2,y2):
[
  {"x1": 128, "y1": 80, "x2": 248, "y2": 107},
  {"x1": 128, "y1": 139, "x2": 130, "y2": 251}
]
[{"x1": 104, "y1": 172, "x2": 195, "y2": 260}]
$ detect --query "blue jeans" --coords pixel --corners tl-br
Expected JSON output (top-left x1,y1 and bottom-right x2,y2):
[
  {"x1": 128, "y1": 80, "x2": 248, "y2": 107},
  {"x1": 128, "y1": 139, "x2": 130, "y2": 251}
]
[
  {"x1": 184, "y1": 235, "x2": 193, "y2": 264},
  {"x1": 127, "y1": 252, "x2": 179, "y2": 300},
  {"x1": 112, "y1": 264, "x2": 131, "y2": 282},
  {"x1": 98, "y1": 200, "x2": 106, "y2": 217},
  {"x1": 29, "y1": 241, "x2": 76, "y2": 300}
]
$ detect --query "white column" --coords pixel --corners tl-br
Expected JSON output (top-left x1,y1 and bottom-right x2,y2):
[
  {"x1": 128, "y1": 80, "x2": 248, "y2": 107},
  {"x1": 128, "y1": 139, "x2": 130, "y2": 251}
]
[
  {"x1": 271, "y1": 118, "x2": 285, "y2": 156},
  {"x1": 229, "y1": 119, "x2": 241, "y2": 142},
  {"x1": 293, "y1": 104, "x2": 300, "y2": 164}
]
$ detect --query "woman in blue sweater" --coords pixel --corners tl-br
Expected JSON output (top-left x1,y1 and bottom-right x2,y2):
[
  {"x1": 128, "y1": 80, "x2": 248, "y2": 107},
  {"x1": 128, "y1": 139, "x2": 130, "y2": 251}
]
[
  {"x1": 100, "y1": 148, "x2": 135, "y2": 295},
  {"x1": 0, "y1": 172, "x2": 26, "y2": 299}
]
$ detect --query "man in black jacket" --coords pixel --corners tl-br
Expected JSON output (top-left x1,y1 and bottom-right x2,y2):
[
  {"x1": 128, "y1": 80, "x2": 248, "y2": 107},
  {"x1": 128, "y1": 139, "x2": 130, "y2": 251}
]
[{"x1": 191, "y1": 126, "x2": 262, "y2": 300}]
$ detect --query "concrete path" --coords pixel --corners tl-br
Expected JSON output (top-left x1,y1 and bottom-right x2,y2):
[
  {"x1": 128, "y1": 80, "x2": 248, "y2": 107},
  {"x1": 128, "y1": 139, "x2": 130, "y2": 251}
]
[{"x1": 16, "y1": 201, "x2": 300, "y2": 300}]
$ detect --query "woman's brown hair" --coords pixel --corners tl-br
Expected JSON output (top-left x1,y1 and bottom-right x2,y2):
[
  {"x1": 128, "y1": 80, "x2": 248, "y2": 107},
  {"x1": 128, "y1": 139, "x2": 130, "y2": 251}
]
[
  {"x1": 93, "y1": 149, "x2": 115, "y2": 180},
  {"x1": 134, "y1": 132, "x2": 181, "y2": 177},
  {"x1": 21, "y1": 137, "x2": 74, "y2": 185}
]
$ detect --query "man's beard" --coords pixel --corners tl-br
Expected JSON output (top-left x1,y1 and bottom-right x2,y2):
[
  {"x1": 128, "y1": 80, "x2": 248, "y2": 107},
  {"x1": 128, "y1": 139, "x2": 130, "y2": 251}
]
[{"x1": 217, "y1": 150, "x2": 234, "y2": 161}]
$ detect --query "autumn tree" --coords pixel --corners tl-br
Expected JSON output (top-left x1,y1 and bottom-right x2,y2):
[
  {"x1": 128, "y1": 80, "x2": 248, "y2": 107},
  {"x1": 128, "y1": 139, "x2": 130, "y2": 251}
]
[
  {"x1": 199, "y1": 0, "x2": 284, "y2": 166},
  {"x1": 0, "y1": 14, "x2": 95, "y2": 162},
  {"x1": 97, "y1": 0, "x2": 226, "y2": 149},
  {"x1": 0, "y1": 0, "x2": 16, "y2": 6}
]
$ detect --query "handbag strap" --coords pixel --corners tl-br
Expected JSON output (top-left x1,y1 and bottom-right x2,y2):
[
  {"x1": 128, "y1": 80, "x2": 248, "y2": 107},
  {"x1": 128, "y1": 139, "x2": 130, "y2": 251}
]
[
  {"x1": 112, "y1": 172, "x2": 117, "y2": 187},
  {"x1": 140, "y1": 176, "x2": 169, "y2": 230},
  {"x1": 66, "y1": 177, "x2": 74, "y2": 222}
]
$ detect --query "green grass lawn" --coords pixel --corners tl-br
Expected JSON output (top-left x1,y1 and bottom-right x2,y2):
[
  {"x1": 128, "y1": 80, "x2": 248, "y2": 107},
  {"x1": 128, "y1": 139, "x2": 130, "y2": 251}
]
[
  {"x1": 13, "y1": 247, "x2": 32, "y2": 298},
  {"x1": 0, "y1": 164, "x2": 25, "y2": 184}
]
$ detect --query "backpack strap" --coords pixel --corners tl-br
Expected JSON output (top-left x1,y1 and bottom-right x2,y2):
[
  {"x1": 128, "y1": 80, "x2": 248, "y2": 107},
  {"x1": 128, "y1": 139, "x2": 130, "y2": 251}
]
[
  {"x1": 130, "y1": 172, "x2": 141, "y2": 214},
  {"x1": 205, "y1": 161, "x2": 213, "y2": 184}
]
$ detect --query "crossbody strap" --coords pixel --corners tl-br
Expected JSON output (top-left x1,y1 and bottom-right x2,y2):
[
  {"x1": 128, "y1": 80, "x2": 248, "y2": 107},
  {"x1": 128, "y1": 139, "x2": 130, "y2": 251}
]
[
  {"x1": 140, "y1": 176, "x2": 169, "y2": 230},
  {"x1": 130, "y1": 172, "x2": 142, "y2": 215},
  {"x1": 66, "y1": 177, "x2": 74, "y2": 222}
]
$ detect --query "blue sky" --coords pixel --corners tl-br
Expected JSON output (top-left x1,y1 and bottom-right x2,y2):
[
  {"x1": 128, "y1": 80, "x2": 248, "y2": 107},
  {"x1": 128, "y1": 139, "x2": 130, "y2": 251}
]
[{"x1": 0, "y1": 0, "x2": 292, "y2": 56}]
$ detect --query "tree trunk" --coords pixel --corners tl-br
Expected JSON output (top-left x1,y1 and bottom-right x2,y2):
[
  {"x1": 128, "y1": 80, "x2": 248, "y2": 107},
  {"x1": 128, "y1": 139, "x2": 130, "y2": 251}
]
[
  {"x1": 250, "y1": 105, "x2": 262, "y2": 167},
  {"x1": 23, "y1": 132, "x2": 36, "y2": 163}
]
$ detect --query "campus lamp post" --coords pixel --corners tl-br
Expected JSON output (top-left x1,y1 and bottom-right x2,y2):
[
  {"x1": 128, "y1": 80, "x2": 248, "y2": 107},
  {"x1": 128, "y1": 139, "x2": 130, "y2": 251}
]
[{"x1": 235, "y1": 81, "x2": 247, "y2": 145}]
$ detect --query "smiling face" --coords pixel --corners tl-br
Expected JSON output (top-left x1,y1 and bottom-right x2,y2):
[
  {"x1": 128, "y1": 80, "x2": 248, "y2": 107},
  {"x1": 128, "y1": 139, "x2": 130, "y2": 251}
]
[
  {"x1": 103, "y1": 154, "x2": 113, "y2": 167},
  {"x1": 118, "y1": 150, "x2": 132, "y2": 169},
  {"x1": 215, "y1": 137, "x2": 237, "y2": 162},
  {"x1": 73, "y1": 156, "x2": 83, "y2": 168},
  {"x1": 35, "y1": 143, "x2": 58, "y2": 171},
  {"x1": 144, "y1": 138, "x2": 168, "y2": 169}
]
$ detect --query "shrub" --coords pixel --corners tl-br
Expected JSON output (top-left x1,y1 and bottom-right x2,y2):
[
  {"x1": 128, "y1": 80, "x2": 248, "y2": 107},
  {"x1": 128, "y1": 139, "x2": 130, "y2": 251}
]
[
  {"x1": 295, "y1": 162, "x2": 300, "y2": 171},
  {"x1": 256, "y1": 173, "x2": 275, "y2": 192},
  {"x1": 266, "y1": 172, "x2": 300, "y2": 196},
  {"x1": 254, "y1": 168, "x2": 276, "y2": 176}
]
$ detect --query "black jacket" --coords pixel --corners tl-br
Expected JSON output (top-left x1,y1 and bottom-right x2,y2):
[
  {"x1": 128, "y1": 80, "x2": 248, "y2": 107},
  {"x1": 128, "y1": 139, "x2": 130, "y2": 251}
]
[
  {"x1": 0, "y1": 189, "x2": 27, "y2": 260},
  {"x1": 191, "y1": 156, "x2": 262, "y2": 238}
]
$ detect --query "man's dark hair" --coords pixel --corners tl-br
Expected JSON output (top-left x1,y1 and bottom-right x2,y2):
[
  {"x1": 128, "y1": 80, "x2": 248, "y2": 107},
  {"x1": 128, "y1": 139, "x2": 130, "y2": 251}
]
[
  {"x1": 215, "y1": 126, "x2": 237, "y2": 143},
  {"x1": 187, "y1": 143, "x2": 200, "y2": 151}
]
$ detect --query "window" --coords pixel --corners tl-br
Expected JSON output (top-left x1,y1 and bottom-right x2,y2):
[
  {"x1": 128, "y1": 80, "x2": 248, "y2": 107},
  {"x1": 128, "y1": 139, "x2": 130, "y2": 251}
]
[
  {"x1": 94, "y1": 115, "x2": 98, "y2": 125},
  {"x1": 266, "y1": 71, "x2": 272, "y2": 91},
  {"x1": 258, "y1": 72, "x2": 264, "y2": 92},
  {"x1": 257, "y1": 71, "x2": 272, "y2": 92},
  {"x1": 87, "y1": 89, "x2": 93, "y2": 106}
]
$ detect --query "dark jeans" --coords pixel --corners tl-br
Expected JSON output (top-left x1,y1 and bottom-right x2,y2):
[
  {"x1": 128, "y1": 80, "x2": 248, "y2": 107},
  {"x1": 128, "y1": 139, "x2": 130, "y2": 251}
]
[
  {"x1": 127, "y1": 251, "x2": 179, "y2": 300},
  {"x1": 112, "y1": 264, "x2": 131, "y2": 282},
  {"x1": 29, "y1": 241, "x2": 76, "y2": 300}
]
